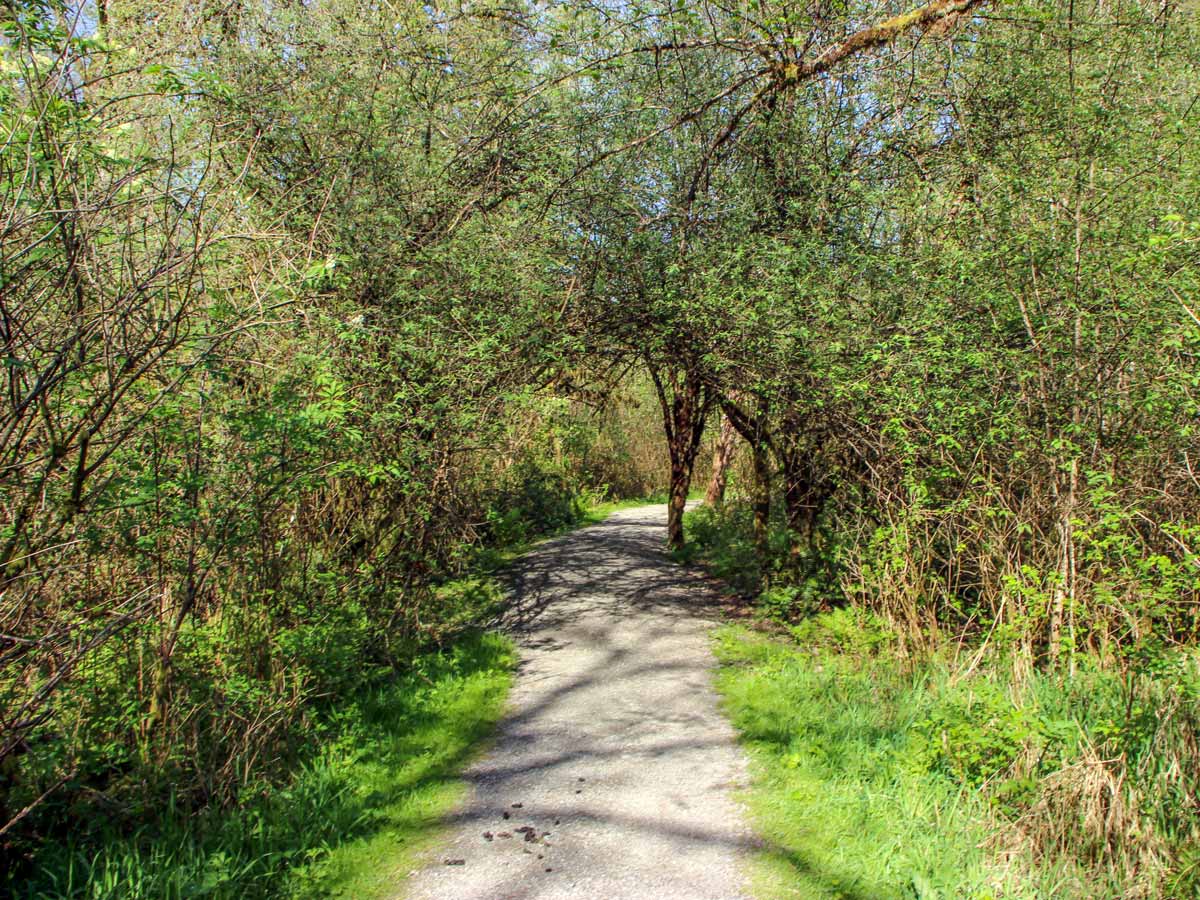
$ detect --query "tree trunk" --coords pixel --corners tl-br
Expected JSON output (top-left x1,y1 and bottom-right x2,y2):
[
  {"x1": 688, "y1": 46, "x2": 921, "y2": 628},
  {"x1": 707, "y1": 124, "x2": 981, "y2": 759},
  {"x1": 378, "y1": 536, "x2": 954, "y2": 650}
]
[
  {"x1": 667, "y1": 457, "x2": 690, "y2": 549},
  {"x1": 751, "y1": 438, "x2": 771, "y2": 568},
  {"x1": 704, "y1": 414, "x2": 737, "y2": 506},
  {"x1": 719, "y1": 395, "x2": 773, "y2": 577},
  {"x1": 779, "y1": 445, "x2": 829, "y2": 572},
  {"x1": 649, "y1": 361, "x2": 711, "y2": 551},
  {"x1": 782, "y1": 462, "x2": 812, "y2": 550}
]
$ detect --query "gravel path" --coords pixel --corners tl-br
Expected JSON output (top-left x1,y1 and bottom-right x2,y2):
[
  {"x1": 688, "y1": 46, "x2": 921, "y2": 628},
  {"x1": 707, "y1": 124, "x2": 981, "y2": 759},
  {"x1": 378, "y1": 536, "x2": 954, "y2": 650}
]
[{"x1": 403, "y1": 504, "x2": 757, "y2": 900}]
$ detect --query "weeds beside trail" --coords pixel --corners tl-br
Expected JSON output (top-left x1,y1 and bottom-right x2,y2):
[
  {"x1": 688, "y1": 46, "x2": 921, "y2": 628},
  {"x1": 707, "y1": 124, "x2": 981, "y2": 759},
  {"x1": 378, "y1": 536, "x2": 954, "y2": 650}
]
[
  {"x1": 16, "y1": 633, "x2": 514, "y2": 900},
  {"x1": 690, "y1": 504, "x2": 1200, "y2": 900},
  {"x1": 714, "y1": 615, "x2": 1200, "y2": 900},
  {"x1": 714, "y1": 623, "x2": 1030, "y2": 899}
]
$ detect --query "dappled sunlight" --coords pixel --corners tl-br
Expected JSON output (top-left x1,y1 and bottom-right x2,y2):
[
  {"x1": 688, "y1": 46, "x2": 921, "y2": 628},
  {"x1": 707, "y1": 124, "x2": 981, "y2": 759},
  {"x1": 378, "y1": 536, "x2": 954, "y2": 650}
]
[{"x1": 405, "y1": 505, "x2": 761, "y2": 900}]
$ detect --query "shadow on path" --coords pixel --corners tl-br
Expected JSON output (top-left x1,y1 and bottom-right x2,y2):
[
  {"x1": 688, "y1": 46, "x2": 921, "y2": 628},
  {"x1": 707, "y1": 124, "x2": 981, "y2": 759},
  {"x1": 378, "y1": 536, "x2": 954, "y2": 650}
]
[{"x1": 403, "y1": 504, "x2": 866, "y2": 900}]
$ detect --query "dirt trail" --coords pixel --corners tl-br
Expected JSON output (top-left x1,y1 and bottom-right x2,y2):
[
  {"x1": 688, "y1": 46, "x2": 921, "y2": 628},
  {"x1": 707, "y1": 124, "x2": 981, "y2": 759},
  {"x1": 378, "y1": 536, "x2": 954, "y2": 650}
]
[{"x1": 403, "y1": 504, "x2": 757, "y2": 900}]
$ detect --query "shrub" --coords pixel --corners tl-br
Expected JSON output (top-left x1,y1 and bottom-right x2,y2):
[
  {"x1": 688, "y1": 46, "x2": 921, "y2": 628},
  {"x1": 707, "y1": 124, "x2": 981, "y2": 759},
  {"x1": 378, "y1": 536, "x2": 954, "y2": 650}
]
[{"x1": 790, "y1": 607, "x2": 896, "y2": 656}]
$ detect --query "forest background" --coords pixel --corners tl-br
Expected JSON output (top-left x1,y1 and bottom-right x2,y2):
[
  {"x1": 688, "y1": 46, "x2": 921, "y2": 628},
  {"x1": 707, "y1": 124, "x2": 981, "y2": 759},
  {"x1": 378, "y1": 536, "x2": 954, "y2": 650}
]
[{"x1": 1, "y1": 0, "x2": 1198, "y2": 896}]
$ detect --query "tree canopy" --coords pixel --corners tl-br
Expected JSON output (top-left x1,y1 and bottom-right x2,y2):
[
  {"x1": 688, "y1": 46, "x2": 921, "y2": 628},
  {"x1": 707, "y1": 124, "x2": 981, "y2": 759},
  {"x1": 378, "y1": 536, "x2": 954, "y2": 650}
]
[{"x1": 2, "y1": 0, "x2": 1199, "y2": 894}]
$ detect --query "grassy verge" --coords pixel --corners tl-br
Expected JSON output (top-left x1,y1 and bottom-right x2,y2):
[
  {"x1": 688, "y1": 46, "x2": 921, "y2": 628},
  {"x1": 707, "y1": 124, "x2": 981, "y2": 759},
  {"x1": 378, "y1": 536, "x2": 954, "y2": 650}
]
[
  {"x1": 17, "y1": 633, "x2": 515, "y2": 900},
  {"x1": 714, "y1": 621, "x2": 1043, "y2": 900},
  {"x1": 689, "y1": 502, "x2": 1200, "y2": 900},
  {"x1": 286, "y1": 633, "x2": 515, "y2": 899},
  {"x1": 712, "y1": 615, "x2": 1200, "y2": 900}
]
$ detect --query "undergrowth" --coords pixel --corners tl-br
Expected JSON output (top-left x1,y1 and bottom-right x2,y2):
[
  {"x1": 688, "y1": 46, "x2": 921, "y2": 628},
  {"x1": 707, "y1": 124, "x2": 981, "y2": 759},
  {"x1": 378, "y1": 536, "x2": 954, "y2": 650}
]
[
  {"x1": 714, "y1": 620, "x2": 1200, "y2": 899},
  {"x1": 11, "y1": 632, "x2": 516, "y2": 900},
  {"x1": 715, "y1": 623, "x2": 1040, "y2": 899},
  {"x1": 8, "y1": 493, "x2": 660, "y2": 899},
  {"x1": 692, "y1": 504, "x2": 1200, "y2": 899}
]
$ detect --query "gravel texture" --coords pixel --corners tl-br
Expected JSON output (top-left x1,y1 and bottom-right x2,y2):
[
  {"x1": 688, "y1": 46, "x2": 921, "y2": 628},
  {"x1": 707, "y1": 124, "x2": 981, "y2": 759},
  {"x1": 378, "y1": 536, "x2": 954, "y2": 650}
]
[{"x1": 402, "y1": 504, "x2": 757, "y2": 900}]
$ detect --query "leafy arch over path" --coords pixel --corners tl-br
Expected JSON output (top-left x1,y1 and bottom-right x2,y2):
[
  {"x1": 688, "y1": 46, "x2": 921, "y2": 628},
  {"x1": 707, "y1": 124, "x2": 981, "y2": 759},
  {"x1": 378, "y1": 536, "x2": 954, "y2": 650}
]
[{"x1": 1, "y1": 0, "x2": 1198, "y2": 894}]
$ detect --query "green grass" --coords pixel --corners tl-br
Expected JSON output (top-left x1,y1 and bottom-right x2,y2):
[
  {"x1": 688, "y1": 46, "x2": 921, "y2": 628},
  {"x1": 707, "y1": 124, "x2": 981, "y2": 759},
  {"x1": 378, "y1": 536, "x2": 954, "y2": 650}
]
[
  {"x1": 713, "y1": 623, "x2": 1047, "y2": 900},
  {"x1": 289, "y1": 632, "x2": 515, "y2": 899},
  {"x1": 713, "y1": 617, "x2": 1200, "y2": 899},
  {"x1": 18, "y1": 633, "x2": 515, "y2": 900}
]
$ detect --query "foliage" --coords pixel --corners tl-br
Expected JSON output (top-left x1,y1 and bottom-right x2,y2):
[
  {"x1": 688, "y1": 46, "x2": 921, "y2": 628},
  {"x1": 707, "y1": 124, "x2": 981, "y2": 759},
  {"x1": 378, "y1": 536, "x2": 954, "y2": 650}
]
[
  {"x1": 675, "y1": 503, "x2": 765, "y2": 594},
  {"x1": 682, "y1": 502, "x2": 842, "y2": 619},
  {"x1": 2, "y1": 0, "x2": 1199, "y2": 893},
  {"x1": 0, "y1": 0, "x2": 652, "y2": 869},
  {"x1": 9, "y1": 632, "x2": 515, "y2": 899},
  {"x1": 715, "y1": 622, "x2": 1200, "y2": 898},
  {"x1": 673, "y1": 0, "x2": 1200, "y2": 670}
]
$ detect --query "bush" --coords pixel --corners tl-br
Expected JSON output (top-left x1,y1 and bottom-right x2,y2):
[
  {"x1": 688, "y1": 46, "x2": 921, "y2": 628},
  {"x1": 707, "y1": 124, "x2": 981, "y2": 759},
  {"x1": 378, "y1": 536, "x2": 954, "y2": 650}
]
[
  {"x1": 685, "y1": 501, "x2": 844, "y2": 620},
  {"x1": 486, "y1": 459, "x2": 584, "y2": 546},
  {"x1": 790, "y1": 607, "x2": 896, "y2": 656},
  {"x1": 908, "y1": 677, "x2": 1045, "y2": 794},
  {"x1": 682, "y1": 502, "x2": 765, "y2": 593}
]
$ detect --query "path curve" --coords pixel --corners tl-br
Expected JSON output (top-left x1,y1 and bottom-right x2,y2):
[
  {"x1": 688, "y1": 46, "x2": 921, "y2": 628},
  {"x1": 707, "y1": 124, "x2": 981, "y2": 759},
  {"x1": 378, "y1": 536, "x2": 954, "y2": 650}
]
[{"x1": 403, "y1": 504, "x2": 757, "y2": 900}]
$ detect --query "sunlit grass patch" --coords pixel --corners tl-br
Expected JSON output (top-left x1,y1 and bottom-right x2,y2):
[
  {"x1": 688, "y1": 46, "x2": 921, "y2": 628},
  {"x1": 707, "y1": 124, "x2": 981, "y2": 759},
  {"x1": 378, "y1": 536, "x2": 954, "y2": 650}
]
[
  {"x1": 21, "y1": 633, "x2": 515, "y2": 900},
  {"x1": 713, "y1": 625, "x2": 1041, "y2": 900}
]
